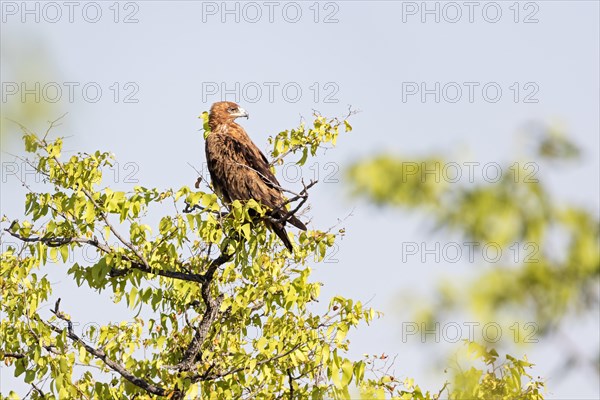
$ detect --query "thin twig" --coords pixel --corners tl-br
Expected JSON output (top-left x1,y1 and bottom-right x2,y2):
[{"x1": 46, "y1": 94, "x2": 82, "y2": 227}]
[{"x1": 31, "y1": 383, "x2": 47, "y2": 399}]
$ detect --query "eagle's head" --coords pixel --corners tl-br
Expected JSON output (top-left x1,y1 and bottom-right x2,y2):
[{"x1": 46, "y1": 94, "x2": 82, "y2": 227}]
[{"x1": 209, "y1": 102, "x2": 249, "y2": 126}]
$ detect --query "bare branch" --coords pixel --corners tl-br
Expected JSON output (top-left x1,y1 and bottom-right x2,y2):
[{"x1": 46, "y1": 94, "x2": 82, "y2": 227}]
[
  {"x1": 43, "y1": 113, "x2": 69, "y2": 141},
  {"x1": 268, "y1": 179, "x2": 317, "y2": 226},
  {"x1": 434, "y1": 381, "x2": 450, "y2": 400},
  {"x1": 31, "y1": 383, "x2": 47, "y2": 399}
]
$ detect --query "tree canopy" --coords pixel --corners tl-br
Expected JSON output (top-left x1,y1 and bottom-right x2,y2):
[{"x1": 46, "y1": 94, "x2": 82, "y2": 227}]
[{"x1": 1, "y1": 114, "x2": 545, "y2": 399}]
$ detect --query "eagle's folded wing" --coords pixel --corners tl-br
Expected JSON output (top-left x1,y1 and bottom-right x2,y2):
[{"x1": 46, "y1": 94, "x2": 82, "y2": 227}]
[{"x1": 205, "y1": 133, "x2": 282, "y2": 210}]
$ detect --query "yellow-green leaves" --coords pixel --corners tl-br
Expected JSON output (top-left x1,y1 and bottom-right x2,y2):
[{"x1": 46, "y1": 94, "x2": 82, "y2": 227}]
[
  {"x1": 23, "y1": 133, "x2": 40, "y2": 153},
  {"x1": 269, "y1": 113, "x2": 352, "y2": 166},
  {"x1": 46, "y1": 138, "x2": 62, "y2": 158},
  {"x1": 4, "y1": 124, "x2": 367, "y2": 398},
  {"x1": 344, "y1": 120, "x2": 353, "y2": 133},
  {"x1": 2, "y1": 117, "x2": 548, "y2": 400},
  {"x1": 200, "y1": 111, "x2": 210, "y2": 139}
]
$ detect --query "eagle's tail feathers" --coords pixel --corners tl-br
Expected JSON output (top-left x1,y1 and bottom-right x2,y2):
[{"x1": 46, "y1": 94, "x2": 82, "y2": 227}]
[
  {"x1": 271, "y1": 224, "x2": 294, "y2": 252},
  {"x1": 287, "y1": 215, "x2": 307, "y2": 231}
]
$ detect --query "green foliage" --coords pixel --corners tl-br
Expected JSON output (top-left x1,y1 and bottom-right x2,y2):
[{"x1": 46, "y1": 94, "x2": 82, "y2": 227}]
[
  {"x1": 356, "y1": 342, "x2": 544, "y2": 400},
  {"x1": 1, "y1": 116, "x2": 544, "y2": 399},
  {"x1": 268, "y1": 112, "x2": 352, "y2": 167},
  {"x1": 449, "y1": 342, "x2": 544, "y2": 400}
]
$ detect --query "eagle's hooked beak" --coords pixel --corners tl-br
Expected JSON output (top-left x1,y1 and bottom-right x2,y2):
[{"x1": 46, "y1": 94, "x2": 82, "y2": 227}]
[{"x1": 233, "y1": 107, "x2": 249, "y2": 119}]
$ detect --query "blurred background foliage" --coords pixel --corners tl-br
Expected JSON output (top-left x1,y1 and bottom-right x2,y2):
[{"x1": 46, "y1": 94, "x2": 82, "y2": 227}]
[
  {"x1": 0, "y1": 35, "x2": 62, "y2": 147},
  {"x1": 346, "y1": 127, "x2": 600, "y2": 377}
]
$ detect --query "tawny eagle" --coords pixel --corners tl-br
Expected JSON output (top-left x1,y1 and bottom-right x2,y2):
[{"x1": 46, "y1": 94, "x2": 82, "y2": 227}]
[{"x1": 204, "y1": 101, "x2": 307, "y2": 251}]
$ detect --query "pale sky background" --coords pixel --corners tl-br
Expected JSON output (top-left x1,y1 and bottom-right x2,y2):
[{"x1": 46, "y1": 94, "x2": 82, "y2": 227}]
[{"x1": 1, "y1": 1, "x2": 599, "y2": 398}]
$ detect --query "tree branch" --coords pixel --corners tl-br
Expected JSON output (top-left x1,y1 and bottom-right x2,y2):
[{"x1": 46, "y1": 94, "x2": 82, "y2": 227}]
[
  {"x1": 31, "y1": 383, "x2": 47, "y2": 399},
  {"x1": 268, "y1": 179, "x2": 316, "y2": 226},
  {"x1": 46, "y1": 298, "x2": 168, "y2": 397},
  {"x1": 170, "y1": 253, "x2": 231, "y2": 372},
  {"x1": 5, "y1": 229, "x2": 102, "y2": 248},
  {"x1": 5, "y1": 228, "x2": 227, "y2": 285},
  {"x1": 1, "y1": 352, "x2": 26, "y2": 359},
  {"x1": 288, "y1": 368, "x2": 294, "y2": 399},
  {"x1": 182, "y1": 201, "x2": 228, "y2": 217}
]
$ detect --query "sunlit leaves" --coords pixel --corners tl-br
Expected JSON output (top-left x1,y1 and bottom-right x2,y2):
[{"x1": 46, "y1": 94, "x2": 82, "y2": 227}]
[
  {"x1": 2, "y1": 117, "x2": 380, "y2": 399},
  {"x1": 199, "y1": 111, "x2": 211, "y2": 139},
  {"x1": 1, "y1": 117, "x2": 548, "y2": 399},
  {"x1": 269, "y1": 113, "x2": 352, "y2": 166}
]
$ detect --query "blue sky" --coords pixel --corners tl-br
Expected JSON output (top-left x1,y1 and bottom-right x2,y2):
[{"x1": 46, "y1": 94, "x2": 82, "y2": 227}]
[{"x1": 1, "y1": 1, "x2": 599, "y2": 398}]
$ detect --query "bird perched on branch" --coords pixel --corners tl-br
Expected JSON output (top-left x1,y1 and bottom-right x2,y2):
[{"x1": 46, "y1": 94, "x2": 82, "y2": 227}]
[{"x1": 204, "y1": 101, "x2": 307, "y2": 251}]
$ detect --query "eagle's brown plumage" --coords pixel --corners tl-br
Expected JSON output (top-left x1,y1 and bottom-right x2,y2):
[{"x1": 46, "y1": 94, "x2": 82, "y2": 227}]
[{"x1": 205, "y1": 101, "x2": 307, "y2": 251}]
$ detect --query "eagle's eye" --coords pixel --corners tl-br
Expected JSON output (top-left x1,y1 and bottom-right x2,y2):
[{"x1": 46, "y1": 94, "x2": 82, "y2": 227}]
[{"x1": 227, "y1": 107, "x2": 237, "y2": 113}]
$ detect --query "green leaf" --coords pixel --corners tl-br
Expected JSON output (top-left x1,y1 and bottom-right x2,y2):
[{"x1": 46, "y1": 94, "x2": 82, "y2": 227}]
[
  {"x1": 79, "y1": 345, "x2": 88, "y2": 363},
  {"x1": 84, "y1": 201, "x2": 95, "y2": 223},
  {"x1": 50, "y1": 247, "x2": 59, "y2": 263},
  {"x1": 344, "y1": 120, "x2": 352, "y2": 132},
  {"x1": 241, "y1": 223, "x2": 252, "y2": 240},
  {"x1": 60, "y1": 245, "x2": 69, "y2": 263},
  {"x1": 24, "y1": 369, "x2": 35, "y2": 384},
  {"x1": 14, "y1": 359, "x2": 26, "y2": 377},
  {"x1": 341, "y1": 359, "x2": 353, "y2": 386},
  {"x1": 297, "y1": 148, "x2": 308, "y2": 166}
]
